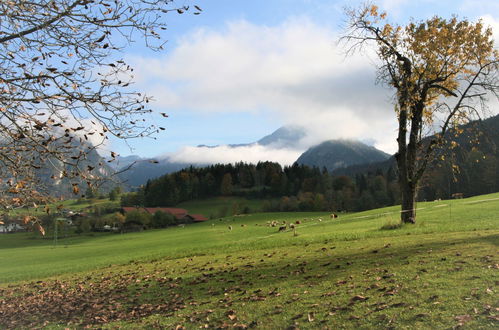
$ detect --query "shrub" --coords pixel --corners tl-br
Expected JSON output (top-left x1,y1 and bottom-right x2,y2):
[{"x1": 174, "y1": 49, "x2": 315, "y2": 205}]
[
  {"x1": 151, "y1": 211, "x2": 175, "y2": 228},
  {"x1": 124, "y1": 210, "x2": 151, "y2": 229},
  {"x1": 380, "y1": 218, "x2": 402, "y2": 230},
  {"x1": 76, "y1": 218, "x2": 91, "y2": 234}
]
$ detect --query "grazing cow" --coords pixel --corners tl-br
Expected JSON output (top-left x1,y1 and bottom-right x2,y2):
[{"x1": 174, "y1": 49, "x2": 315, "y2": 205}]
[
  {"x1": 278, "y1": 226, "x2": 287, "y2": 232},
  {"x1": 330, "y1": 213, "x2": 338, "y2": 219},
  {"x1": 295, "y1": 220, "x2": 301, "y2": 225},
  {"x1": 241, "y1": 224, "x2": 246, "y2": 227},
  {"x1": 228, "y1": 226, "x2": 232, "y2": 231},
  {"x1": 289, "y1": 224, "x2": 295, "y2": 229}
]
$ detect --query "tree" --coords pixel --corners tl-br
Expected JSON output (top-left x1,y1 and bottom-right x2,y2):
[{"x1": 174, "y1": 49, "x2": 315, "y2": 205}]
[
  {"x1": 220, "y1": 173, "x2": 233, "y2": 196},
  {"x1": 0, "y1": 1, "x2": 199, "y2": 231},
  {"x1": 85, "y1": 187, "x2": 97, "y2": 199},
  {"x1": 343, "y1": 4, "x2": 498, "y2": 223},
  {"x1": 108, "y1": 187, "x2": 121, "y2": 201}
]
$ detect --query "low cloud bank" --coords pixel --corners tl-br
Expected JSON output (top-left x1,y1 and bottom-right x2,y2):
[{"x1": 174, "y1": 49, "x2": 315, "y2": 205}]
[{"x1": 168, "y1": 144, "x2": 303, "y2": 166}]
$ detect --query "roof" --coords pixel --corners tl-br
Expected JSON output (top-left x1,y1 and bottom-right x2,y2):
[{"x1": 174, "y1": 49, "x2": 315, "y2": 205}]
[
  {"x1": 190, "y1": 214, "x2": 209, "y2": 222},
  {"x1": 122, "y1": 207, "x2": 199, "y2": 220},
  {"x1": 144, "y1": 207, "x2": 188, "y2": 219},
  {"x1": 122, "y1": 206, "x2": 142, "y2": 213}
]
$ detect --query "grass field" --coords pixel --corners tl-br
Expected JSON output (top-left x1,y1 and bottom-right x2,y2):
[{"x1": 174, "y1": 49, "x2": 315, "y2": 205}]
[{"x1": 0, "y1": 193, "x2": 498, "y2": 328}]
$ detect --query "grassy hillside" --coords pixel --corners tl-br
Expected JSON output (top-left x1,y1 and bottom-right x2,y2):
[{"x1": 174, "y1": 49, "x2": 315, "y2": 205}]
[
  {"x1": 8, "y1": 197, "x2": 119, "y2": 217},
  {"x1": 0, "y1": 193, "x2": 498, "y2": 328}
]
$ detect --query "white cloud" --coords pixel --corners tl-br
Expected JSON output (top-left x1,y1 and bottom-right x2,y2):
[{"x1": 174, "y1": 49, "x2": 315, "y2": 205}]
[
  {"x1": 168, "y1": 144, "x2": 303, "y2": 166},
  {"x1": 129, "y1": 18, "x2": 398, "y2": 157},
  {"x1": 480, "y1": 14, "x2": 499, "y2": 46},
  {"x1": 460, "y1": 1, "x2": 499, "y2": 18}
]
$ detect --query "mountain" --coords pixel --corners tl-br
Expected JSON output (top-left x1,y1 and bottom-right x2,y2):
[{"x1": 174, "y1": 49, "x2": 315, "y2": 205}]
[
  {"x1": 118, "y1": 159, "x2": 193, "y2": 188},
  {"x1": 108, "y1": 155, "x2": 143, "y2": 171},
  {"x1": 196, "y1": 125, "x2": 306, "y2": 149},
  {"x1": 31, "y1": 139, "x2": 115, "y2": 197},
  {"x1": 117, "y1": 125, "x2": 308, "y2": 187},
  {"x1": 296, "y1": 139, "x2": 391, "y2": 172},
  {"x1": 257, "y1": 126, "x2": 306, "y2": 147}
]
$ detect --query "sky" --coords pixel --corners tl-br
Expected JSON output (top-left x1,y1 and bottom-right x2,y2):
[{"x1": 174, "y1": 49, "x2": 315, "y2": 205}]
[{"x1": 108, "y1": 0, "x2": 499, "y2": 165}]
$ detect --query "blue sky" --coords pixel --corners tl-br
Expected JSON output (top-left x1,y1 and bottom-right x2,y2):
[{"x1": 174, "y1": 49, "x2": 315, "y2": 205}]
[{"x1": 108, "y1": 0, "x2": 499, "y2": 164}]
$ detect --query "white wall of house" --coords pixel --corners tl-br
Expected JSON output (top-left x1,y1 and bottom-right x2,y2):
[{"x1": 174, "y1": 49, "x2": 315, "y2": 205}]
[{"x1": 0, "y1": 223, "x2": 25, "y2": 233}]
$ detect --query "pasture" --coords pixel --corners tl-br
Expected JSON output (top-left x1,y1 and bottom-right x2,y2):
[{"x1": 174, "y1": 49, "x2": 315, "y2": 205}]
[{"x1": 0, "y1": 193, "x2": 498, "y2": 328}]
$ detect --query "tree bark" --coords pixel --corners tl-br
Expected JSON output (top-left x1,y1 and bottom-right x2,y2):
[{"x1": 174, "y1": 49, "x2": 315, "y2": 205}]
[
  {"x1": 400, "y1": 182, "x2": 416, "y2": 223},
  {"x1": 396, "y1": 101, "x2": 419, "y2": 224}
]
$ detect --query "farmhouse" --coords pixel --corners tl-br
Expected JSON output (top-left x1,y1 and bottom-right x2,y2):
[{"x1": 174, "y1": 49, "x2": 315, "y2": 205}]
[
  {"x1": 121, "y1": 207, "x2": 208, "y2": 223},
  {"x1": 0, "y1": 222, "x2": 25, "y2": 233}
]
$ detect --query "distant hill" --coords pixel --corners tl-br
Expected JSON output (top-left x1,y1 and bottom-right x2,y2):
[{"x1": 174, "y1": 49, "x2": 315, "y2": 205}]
[
  {"x1": 296, "y1": 139, "x2": 391, "y2": 172},
  {"x1": 330, "y1": 114, "x2": 499, "y2": 200}
]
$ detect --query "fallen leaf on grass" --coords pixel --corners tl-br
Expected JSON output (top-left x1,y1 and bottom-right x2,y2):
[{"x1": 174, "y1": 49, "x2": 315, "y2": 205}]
[
  {"x1": 454, "y1": 314, "x2": 473, "y2": 328},
  {"x1": 350, "y1": 295, "x2": 368, "y2": 302},
  {"x1": 390, "y1": 302, "x2": 407, "y2": 308},
  {"x1": 308, "y1": 312, "x2": 315, "y2": 322},
  {"x1": 321, "y1": 291, "x2": 336, "y2": 297},
  {"x1": 226, "y1": 310, "x2": 237, "y2": 321}
]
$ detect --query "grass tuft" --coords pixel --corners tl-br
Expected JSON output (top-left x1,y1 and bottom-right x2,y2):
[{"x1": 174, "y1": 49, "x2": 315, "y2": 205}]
[{"x1": 380, "y1": 218, "x2": 403, "y2": 230}]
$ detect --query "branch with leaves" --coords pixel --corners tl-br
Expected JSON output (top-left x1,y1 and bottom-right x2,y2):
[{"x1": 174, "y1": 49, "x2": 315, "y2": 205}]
[{"x1": 0, "y1": 0, "x2": 201, "y2": 233}]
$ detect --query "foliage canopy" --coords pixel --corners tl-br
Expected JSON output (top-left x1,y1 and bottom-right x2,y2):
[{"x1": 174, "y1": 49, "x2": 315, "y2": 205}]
[{"x1": 343, "y1": 4, "x2": 499, "y2": 223}]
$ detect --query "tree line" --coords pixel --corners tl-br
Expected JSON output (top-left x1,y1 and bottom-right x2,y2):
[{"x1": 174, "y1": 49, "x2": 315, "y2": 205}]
[
  {"x1": 122, "y1": 162, "x2": 402, "y2": 213},
  {"x1": 121, "y1": 124, "x2": 498, "y2": 213}
]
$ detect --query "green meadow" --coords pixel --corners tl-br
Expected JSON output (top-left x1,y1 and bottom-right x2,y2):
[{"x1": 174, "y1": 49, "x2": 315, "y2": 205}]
[{"x1": 0, "y1": 193, "x2": 498, "y2": 328}]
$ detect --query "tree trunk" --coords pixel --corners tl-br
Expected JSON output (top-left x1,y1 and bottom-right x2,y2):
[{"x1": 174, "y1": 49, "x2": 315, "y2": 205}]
[{"x1": 400, "y1": 183, "x2": 416, "y2": 223}]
